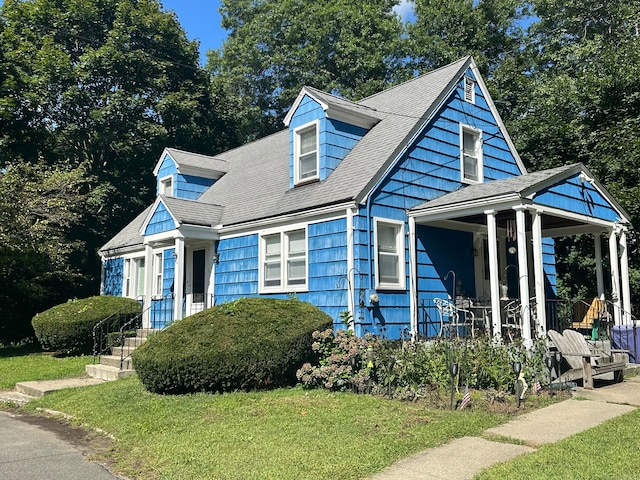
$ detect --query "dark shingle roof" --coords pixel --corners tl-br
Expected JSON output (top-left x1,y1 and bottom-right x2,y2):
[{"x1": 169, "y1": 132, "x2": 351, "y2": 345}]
[
  {"x1": 410, "y1": 164, "x2": 578, "y2": 213},
  {"x1": 164, "y1": 148, "x2": 229, "y2": 175},
  {"x1": 198, "y1": 57, "x2": 472, "y2": 226},
  {"x1": 100, "y1": 206, "x2": 151, "y2": 253},
  {"x1": 160, "y1": 196, "x2": 224, "y2": 227}
]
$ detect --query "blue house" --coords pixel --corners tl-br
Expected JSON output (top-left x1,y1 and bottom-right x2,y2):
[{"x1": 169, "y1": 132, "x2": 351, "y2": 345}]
[{"x1": 100, "y1": 57, "x2": 632, "y2": 346}]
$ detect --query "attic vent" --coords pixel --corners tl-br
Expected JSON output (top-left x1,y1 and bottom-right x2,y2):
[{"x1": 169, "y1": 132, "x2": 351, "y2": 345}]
[{"x1": 464, "y1": 77, "x2": 475, "y2": 104}]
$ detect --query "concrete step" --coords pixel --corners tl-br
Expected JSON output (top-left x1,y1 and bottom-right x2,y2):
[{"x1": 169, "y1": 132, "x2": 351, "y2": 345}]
[
  {"x1": 136, "y1": 328, "x2": 159, "y2": 339},
  {"x1": 85, "y1": 364, "x2": 135, "y2": 382},
  {"x1": 123, "y1": 336, "x2": 147, "y2": 348},
  {"x1": 16, "y1": 378, "x2": 104, "y2": 397},
  {"x1": 99, "y1": 354, "x2": 133, "y2": 370}
]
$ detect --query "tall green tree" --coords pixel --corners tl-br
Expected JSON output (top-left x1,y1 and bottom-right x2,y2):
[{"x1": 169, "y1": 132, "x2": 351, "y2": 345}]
[
  {"x1": 209, "y1": 0, "x2": 409, "y2": 141},
  {"x1": 408, "y1": 0, "x2": 530, "y2": 77},
  {"x1": 506, "y1": 0, "x2": 640, "y2": 303},
  {"x1": 0, "y1": 0, "x2": 238, "y2": 336}
]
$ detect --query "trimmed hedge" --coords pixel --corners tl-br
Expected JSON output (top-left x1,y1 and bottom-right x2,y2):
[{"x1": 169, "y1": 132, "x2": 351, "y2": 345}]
[
  {"x1": 132, "y1": 297, "x2": 333, "y2": 394},
  {"x1": 32, "y1": 296, "x2": 142, "y2": 355}
]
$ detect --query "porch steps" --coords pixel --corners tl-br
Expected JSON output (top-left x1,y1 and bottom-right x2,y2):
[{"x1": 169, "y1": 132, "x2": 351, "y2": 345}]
[{"x1": 85, "y1": 328, "x2": 156, "y2": 381}]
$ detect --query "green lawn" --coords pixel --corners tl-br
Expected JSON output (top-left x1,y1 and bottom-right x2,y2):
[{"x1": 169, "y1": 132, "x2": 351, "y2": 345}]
[
  {"x1": 23, "y1": 377, "x2": 509, "y2": 480},
  {"x1": 0, "y1": 345, "x2": 90, "y2": 389}
]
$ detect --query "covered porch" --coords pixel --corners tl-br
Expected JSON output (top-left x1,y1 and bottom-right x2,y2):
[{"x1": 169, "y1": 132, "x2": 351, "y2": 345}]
[{"x1": 407, "y1": 164, "x2": 632, "y2": 346}]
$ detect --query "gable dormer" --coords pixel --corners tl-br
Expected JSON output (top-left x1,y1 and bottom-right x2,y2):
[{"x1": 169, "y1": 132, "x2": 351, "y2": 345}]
[
  {"x1": 152, "y1": 148, "x2": 228, "y2": 200},
  {"x1": 284, "y1": 87, "x2": 381, "y2": 188}
]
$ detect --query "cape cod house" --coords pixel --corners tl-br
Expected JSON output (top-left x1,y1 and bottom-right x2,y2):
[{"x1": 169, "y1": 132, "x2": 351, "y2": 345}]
[{"x1": 99, "y1": 56, "x2": 632, "y2": 346}]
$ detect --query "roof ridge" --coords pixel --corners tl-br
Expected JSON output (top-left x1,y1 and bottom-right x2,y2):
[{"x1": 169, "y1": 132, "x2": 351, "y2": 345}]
[
  {"x1": 356, "y1": 56, "x2": 471, "y2": 104},
  {"x1": 166, "y1": 147, "x2": 228, "y2": 162}
]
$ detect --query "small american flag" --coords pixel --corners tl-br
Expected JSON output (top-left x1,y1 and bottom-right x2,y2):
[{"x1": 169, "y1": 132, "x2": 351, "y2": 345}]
[
  {"x1": 459, "y1": 384, "x2": 471, "y2": 410},
  {"x1": 533, "y1": 376, "x2": 542, "y2": 395}
]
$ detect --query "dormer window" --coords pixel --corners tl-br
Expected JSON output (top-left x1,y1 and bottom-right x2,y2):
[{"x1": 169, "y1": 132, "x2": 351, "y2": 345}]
[
  {"x1": 160, "y1": 176, "x2": 173, "y2": 196},
  {"x1": 294, "y1": 122, "x2": 319, "y2": 184},
  {"x1": 460, "y1": 125, "x2": 483, "y2": 183}
]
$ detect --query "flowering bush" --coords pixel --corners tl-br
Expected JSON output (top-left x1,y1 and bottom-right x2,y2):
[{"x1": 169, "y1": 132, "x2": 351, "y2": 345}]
[{"x1": 296, "y1": 329, "x2": 381, "y2": 392}]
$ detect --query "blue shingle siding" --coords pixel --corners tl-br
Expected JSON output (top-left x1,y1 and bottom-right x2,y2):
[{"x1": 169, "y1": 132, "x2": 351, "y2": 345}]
[
  {"x1": 214, "y1": 234, "x2": 259, "y2": 302},
  {"x1": 175, "y1": 174, "x2": 215, "y2": 200},
  {"x1": 102, "y1": 257, "x2": 124, "y2": 296},
  {"x1": 288, "y1": 95, "x2": 368, "y2": 188},
  {"x1": 534, "y1": 174, "x2": 620, "y2": 222},
  {"x1": 144, "y1": 202, "x2": 176, "y2": 235},
  {"x1": 156, "y1": 155, "x2": 177, "y2": 194}
]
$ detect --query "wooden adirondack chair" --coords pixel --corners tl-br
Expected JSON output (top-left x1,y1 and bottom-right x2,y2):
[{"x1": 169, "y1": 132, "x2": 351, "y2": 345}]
[{"x1": 547, "y1": 329, "x2": 628, "y2": 389}]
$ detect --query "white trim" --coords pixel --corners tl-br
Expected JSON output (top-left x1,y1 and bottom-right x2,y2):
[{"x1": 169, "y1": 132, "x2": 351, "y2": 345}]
[
  {"x1": 373, "y1": 217, "x2": 406, "y2": 290},
  {"x1": 258, "y1": 225, "x2": 309, "y2": 294},
  {"x1": 284, "y1": 87, "x2": 380, "y2": 129},
  {"x1": 485, "y1": 210, "x2": 502, "y2": 340},
  {"x1": 460, "y1": 123, "x2": 483, "y2": 184},
  {"x1": 346, "y1": 208, "x2": 356, "y2": 329},
  {"x1": 152, "y1": 250, "x2": 165, "y2": 298},
  {"x1": 620, "y1": 230, "x2": 632, "y2": 323},
  {"x1": 159, "y1": 175, "x2": 173, "y2": 196},
  {"x1": 121, "y1": 254, "x2": 146, "y2": 299},
  {"x1": 409, "y1": 217, "x2": 418, "y2": 340},
  {"x1": 293, "y1": 120, "x2": 320, "y2": 185}
]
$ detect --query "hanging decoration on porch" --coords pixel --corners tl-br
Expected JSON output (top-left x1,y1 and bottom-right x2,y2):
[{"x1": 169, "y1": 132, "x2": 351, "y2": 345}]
[{"x1": 506, "y1": 218, "x2": 516, "y2": 242}]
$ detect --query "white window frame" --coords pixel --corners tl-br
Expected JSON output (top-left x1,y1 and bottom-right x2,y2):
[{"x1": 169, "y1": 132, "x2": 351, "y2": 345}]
[
  {"x1": 374, "y1": 218, "x2": 406, "y2": 290},
  {"x1": 293, "y1": 121, "x2": 319, "y2": 185},
  {"x1": 259, "y1": 227, "x2": 308, "y2": 293},
  {"x1": 460, "y1": 124, "x2": 483, "y2": 184},
  {"x1": 153, "y1": 251, "x2": 164, "y2": 297},
  {"x1": 464, "y1": 76, "x2": 475, "y2": 104},
  {"x1": 123, "y1": 256, "x2": 146, "y2": 299},
  {"x1": 159, "y1": 175, "x2": 173, "y2": 196}
]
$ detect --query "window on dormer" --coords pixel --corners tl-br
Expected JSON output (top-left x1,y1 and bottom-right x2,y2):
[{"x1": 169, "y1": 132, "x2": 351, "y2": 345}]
[
  {"x1": 461, "y1": 125, "x2": 483, "y2": 183},
  {"x1": 295, "y1": 122, "x2": 319, "y2": 184},
  {"x1": 160, "y1": 176, "x2": 173, "y2": 196}
]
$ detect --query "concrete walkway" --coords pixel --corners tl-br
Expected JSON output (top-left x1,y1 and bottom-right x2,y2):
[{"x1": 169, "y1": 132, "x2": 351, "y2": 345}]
[{"x1": 370, "y1": 376, "x2": 640, "y2": 480}]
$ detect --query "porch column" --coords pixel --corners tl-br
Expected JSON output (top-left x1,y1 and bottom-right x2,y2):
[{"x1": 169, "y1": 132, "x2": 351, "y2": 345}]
[
  {"x1": 594, "y1": 234, "x2": 605, "y2": 298},
  {"x1": 531, "y1": 209, "x2": 547, "y2": 337},
  {"x1": 143, "y1": 243, "x2": 153, "y2": 329},
  {"x1": 620, "y1": 229, "x2": 632, "y2": 323},
  {"x1": 409, "y1": 217, "x2": 418, "y2": 341},
  {"x1": 485, "y1": 210, "x2": 501, "y2": 340},
  {"x1": 608, "y1": 229, "x2": 622, "y2": 325},
  {"x1": 174, "y1": 237, "x2": 185, "y2": 322},
  {"x1": 515, "y1": 207, "x2": 532, "y2": 348}
]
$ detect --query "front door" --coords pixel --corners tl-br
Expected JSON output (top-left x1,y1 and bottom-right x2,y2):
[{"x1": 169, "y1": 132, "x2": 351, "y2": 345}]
[{"x1": 188, "y1": 249, "x2": 206, "y2": 315}]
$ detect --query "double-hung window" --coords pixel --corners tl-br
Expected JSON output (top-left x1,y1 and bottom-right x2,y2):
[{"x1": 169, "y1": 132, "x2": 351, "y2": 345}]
[
  {"x1": 123, "y1": 257, "x2": 146, "y2": 298},
  {"x1": 260, "y1": 228, "x2": 307, "y2": 292},
  {"x1": 160, "y1": 176, "x2": 173, "y2": 196},
  {"x1": 153, "y1": 252, "x2": 164, "y2": 297},
  {"x1": 461, "y1": 125, "x2": 482, "y2": 183},
  {"x1": 294, "y1": 122, "x2": 319, "y2": 184},
  {"x1": 374, "y1": 219, "x2": 405, "y2": 289}
]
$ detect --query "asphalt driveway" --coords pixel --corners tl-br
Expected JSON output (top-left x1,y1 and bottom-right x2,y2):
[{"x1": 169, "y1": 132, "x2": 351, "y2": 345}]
[{"x1": 0, "y1": 410, "x2": 121, "y2": 480}]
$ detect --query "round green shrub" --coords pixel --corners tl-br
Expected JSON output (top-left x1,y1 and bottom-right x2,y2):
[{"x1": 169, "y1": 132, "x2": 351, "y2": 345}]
[
  {"x1": 132, "y1": 297, "x2": 333, "y2": 394},
  {"x1": 32, "y1": 296, "x2": 142, "y2": 355}
]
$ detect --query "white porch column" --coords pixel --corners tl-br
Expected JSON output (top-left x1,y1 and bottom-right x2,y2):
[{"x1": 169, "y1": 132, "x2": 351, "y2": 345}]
[
  {"x1": 620, "y1": 229, "x2": 632, "y2": 323},
  {"x1": 143, "y1": 243, "x2": 153, "y2": 329},
  {"x1": 594, "y1": 234, "x2": 605, "y2": 298},
  {"x1": 485, "y1": 210, "x2": 501, "y2": 340},
  {"x1": 174, "y1": 237, "x2": 185, "y2": 322},
  {"x1": 531, "y1": 209, "x2": 546, "y2": 338},
  {"x1": 409, "y1": 217, "x2": 418, "y2": 341},
  {"x1": 515, "y1": 207, "x2": 532, "y2": 348},
  {"x1": 608, "y1": 229, "x2": 622, "y2": 325}
]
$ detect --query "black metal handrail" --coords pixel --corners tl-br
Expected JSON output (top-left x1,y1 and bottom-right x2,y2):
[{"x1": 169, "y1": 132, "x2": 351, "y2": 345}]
[{"x1": 92, "y1": 298, "x2": 144, "y2": 364}]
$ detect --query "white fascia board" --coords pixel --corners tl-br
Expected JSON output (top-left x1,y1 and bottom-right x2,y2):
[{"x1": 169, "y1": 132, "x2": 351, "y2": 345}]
[
  {"x1": 138, "y1": 196, "x2": 179, "y2": 236},
  {"x1": 99, "y1": 244, "x2": 145, "y2": 259},
  {"x1": 178, "y1": 224, "x2": 219, "y2": 241},
  {"x1": 325, "y1": 104, "x2": 380, "y2": 130},
  {"x1": 217, "y1": 201, "x2": 354, "y2": 239},
  {"x1": 408, "y1": 194, "x2": 522, "y2": 223},
  {"x1": 143, "y1": 230, "x2": 182, "y2": 245},
  {"x1": 470, "y1": 61, "x2": 527, "y2": 175},
  {"x1": 527, "y1": 204, "x2": 617, "y2": 230},
  {"x1": 284, "y1": 88, "x2": 324, "y2": 126},
  {"x1": 152, "y1": 148, "x2": 174, "y2": 177}
]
